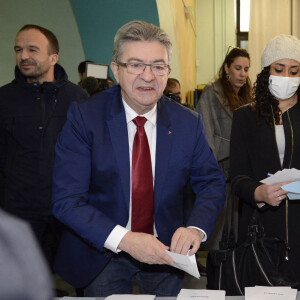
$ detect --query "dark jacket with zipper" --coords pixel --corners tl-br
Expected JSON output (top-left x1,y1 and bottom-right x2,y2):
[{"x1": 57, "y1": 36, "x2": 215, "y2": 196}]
[
  {"x1": 230, "y1": 102, "x2": 300, "y2": 280},
  {"x1": 0, "y1": 64, "x2": 89, "y2": 218}
]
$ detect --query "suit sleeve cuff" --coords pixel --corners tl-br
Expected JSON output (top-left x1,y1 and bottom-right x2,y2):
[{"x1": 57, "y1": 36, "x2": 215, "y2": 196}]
[
  {"x1": 187, "y1": 226, "x2": 207, "y2": 242},
  {"x1": 104, "y1": 225, "x2": 129, "y2": 253}
]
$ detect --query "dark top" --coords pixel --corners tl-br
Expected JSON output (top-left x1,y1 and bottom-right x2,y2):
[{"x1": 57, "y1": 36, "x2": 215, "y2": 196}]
[
  {"x1": 0, "y1": 64, "x2": 88, "y2": 217},
  {"x1": 230, "y1": 102, "x2": 300, "y2": 280}
]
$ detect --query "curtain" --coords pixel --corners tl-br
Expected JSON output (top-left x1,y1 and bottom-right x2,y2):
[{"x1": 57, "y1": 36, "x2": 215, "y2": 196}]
[{"x1": 248, "y1": 0, "x2": 299, "y2": 83}]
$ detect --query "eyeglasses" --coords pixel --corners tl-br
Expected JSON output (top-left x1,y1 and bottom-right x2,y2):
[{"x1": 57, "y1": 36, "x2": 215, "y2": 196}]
[
  {"x1": 117, "y1": 62, "x2": 170, "y2": 76},
  {"x1": 225, "y1": 46, "x2": 244, "y2": 57}
]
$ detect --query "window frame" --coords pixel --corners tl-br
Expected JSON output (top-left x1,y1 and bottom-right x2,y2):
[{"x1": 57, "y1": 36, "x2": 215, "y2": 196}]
[{"x1": 236, "y1": 0, "x2": 249, "y2": 48}]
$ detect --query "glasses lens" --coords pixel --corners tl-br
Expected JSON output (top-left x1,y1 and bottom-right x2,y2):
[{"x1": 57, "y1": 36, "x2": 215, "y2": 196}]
[
  {"x1": 152, "y1": 64, "x2": 168, "y2": 75},
  {"x1": 126, "y1": 63, "x2": 168, "y2": 75},
  {"x1": 127, "y1": 63, "x2": 144, "y2": 74}
]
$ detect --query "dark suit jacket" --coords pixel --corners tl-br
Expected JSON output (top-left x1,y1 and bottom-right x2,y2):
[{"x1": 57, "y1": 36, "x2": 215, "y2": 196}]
[{"x1": 52, "y1": 85, "x2": 225, "y2": 288}]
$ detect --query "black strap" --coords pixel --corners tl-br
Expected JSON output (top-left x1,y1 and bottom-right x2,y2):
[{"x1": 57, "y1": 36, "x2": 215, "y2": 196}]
[{"x1": 219, "y1": 175, "x2": 251, "y2": 250}]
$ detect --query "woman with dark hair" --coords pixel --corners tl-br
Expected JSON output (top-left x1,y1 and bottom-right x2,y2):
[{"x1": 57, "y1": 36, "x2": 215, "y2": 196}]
[
  {"x1": 230, "y1": 34, "x2": 300, "y2": 284},
  {"x1": 196, "y1": 47, "x2": 251, "y2": 249}
]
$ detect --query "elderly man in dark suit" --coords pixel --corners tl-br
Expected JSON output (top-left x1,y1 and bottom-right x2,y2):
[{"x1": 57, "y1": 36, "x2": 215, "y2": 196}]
[{"x1": 52, "y1": 20, "x2": 225, "y2": 297}]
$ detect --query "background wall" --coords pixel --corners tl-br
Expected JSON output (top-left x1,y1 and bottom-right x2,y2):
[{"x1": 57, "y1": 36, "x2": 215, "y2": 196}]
[
  {"x1": 0, "y1": 0, "x2": 236, "y2": 97},
  {"x1": 156, "y1": 0, "x2": 181, "y2": 82},
  {"x1": 0, "y1": 0, "x2": 85, "y2": 86},
  {"x1": 196, "y1": 0, "x2": 236, "y2": 85},
  {"x1": 70, "y1": 0, "x2": 160, "y2": 80},
  {"x1": 248, "y1": 0, "x2": 300, "y2": 82},
  {"x1": 157, "y1": 0, "x2": 196, "y2": 102}
]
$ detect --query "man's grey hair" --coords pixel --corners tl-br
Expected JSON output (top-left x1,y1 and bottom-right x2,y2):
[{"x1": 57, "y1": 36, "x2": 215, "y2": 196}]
[{"x1": 113, "y1": 20, "x2": 172, "y2": 63}]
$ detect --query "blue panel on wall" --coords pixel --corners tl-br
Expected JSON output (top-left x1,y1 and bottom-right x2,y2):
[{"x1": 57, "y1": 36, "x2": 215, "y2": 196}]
[{"x1": 70, "y1": 0, "x2": 159, "y2": 79}]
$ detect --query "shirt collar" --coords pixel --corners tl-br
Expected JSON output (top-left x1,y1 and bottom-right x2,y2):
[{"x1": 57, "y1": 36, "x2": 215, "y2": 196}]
[{"x1": 122, "y1": 98, "x2": 157, "y2": 126}]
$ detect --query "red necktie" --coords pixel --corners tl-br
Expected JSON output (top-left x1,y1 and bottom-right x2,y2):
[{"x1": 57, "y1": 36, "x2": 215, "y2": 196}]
[{"x1": 131, "y1": 116, "x2": 154, "y2": 234}]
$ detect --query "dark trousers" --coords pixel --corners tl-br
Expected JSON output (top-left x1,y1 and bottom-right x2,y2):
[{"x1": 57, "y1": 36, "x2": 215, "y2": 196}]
[{"x1": 84, "y1": 251, "x2": 184, "y2": 297}]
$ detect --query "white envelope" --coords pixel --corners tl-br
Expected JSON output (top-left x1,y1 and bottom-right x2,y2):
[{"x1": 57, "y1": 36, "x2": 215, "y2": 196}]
[{"x1": 166, "y1": 250, "x2": 200, "y2": 279}]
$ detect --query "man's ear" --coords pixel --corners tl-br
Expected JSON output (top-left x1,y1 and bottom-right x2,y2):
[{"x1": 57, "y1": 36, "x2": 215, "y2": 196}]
[
  {"x1": 50, "y1": 54, "x2": 59, "y2": 66},
  {"x1": 110, "y1": 62, "x2": 120, "y2": 83}
]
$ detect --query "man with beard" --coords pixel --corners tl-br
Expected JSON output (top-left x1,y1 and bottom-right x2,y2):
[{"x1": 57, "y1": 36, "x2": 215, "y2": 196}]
[{"x1": 0, "y1": 24, "x2": 88, "y2": 271}]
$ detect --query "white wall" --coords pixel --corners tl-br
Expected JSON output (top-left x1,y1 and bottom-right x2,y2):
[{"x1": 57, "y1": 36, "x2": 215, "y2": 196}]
[
  {"x1": 157, "y1": 0, "x2": 181, "y2": 82},
  {"x1": 196, "y1": 0, "x2": 236, "y2": 85},
  {"x1": 0, "y1": 0, "x2": 85, "y2": 86}
]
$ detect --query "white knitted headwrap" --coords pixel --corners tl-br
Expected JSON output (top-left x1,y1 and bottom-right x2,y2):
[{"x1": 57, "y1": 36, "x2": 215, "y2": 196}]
[{"x1": 261, "y1": 34, "x2": 300, "y2": 69}]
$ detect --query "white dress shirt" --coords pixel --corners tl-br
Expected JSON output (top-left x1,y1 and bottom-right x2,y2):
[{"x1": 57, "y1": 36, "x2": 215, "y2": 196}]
[{"x1": 104, "y1": 99, "x2": 206, "y2": 253}]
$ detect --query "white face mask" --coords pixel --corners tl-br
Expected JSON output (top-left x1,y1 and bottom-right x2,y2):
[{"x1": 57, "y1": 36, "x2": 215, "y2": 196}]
[{"x1": 268, "y1": 75, "x2": 300, "y2": 100}]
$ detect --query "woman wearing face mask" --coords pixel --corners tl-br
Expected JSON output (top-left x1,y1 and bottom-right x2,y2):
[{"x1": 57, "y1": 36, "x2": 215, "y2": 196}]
[
  {"x1": 230, "y1": 34, "x2": 300, "y2": 284},
  {"x1": 196, "y1": 47, "x2": 251, "y2": 249}
]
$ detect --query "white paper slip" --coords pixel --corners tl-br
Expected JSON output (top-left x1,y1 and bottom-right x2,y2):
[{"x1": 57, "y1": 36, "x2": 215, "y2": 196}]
[
  {"x1": 61, "y1": 298, "x2": 98, "y2": 300},
  {"x1": 177, "y1": 288, "x2": 225, "y2": 300},
  {"x1": 245, "y1": 286, "x2": 297, "y2": 300},
  {"x1": 281, "y1": 180, "x2": 300, "y2": 200},
  {"x1": 260, "y1": 168, "x2": 300, "y2": 185},
  {"x1": 166, "y1": 250, "x2": 200, "y2": 279},
  {"x1": 105, "y1": 295, "x2": 155, "y2": 300}
]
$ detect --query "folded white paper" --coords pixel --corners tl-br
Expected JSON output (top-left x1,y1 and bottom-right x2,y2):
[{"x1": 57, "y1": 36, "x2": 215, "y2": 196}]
[
  {"x1": 166, "y1": 250, "x2": 200, "y2": 278},
  {"x1": 259, "y1": 168, "x2": 300, "y2": 200},
  {"x1": 177, "y1": 288, "x2": 225, "y2": 300},
  {"x1": 105, "y1": 295, "x2": 155, "y2": 300},
  {"x1": 260, "y1": 168, "x2": 300, "y2": 185}
]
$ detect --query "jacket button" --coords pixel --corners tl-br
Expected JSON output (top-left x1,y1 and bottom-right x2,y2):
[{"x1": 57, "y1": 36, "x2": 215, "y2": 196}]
[
  {"x1": 36, "y1": 97, "x2": 40, "y2": 101},
  {"x1": 38, "y1": 126, "x2": 43, "y2": 130}
]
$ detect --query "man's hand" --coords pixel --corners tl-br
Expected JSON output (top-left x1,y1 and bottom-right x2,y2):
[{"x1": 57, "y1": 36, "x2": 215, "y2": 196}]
[
  {"x1": 118, "y1": 231, "x2": 173, "y2": 265},
  {"x1": 170, "y1": 227, "x2": 203, "y2": 256}
]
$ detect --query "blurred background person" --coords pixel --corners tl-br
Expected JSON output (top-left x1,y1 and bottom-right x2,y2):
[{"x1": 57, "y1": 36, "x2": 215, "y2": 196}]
[
  {"x1": 78, "y1": 60, "x2": 94, "y2": 87},
  {"x1": 82, "y1": 76, "x2": 112, "y2": 96},
  {"x1": 107, "y1": 75, "x2": 116, "y2": 88},
  {"x1": 0, "y1": 209, "x2": 53, "y2": 300},
  {"x1": 82, "y1": 76, "x2": 101, "y2": 95},
  {"x1": 230, "y1": 34, "x2": 300, "y2": 287},
  {"x1": 196, "y1": 47, "x2": 251, "y2": 250},
  {"x1": 98, "y1": 78, "x2": 111, "y2": 91},
  {"x1": 164, "y1": 77, "x2": 182, "y2": 103}
]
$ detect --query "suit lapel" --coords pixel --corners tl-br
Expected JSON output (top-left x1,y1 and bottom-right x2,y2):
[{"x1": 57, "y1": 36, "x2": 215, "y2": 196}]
[
  {"x1": 154, "y1": 99, "x2": 173, "y2": 209},
  {"x1": 107, "y1": 88, "x2": 130, "y2": 211}
]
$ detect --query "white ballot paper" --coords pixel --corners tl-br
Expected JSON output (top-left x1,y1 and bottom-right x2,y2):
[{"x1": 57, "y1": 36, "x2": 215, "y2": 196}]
[
  {"x1": 166, "y1": 250, "x2": 200, "y2": 278},
  {"x1": 105, "y1": 295, "x2": 155, "y2": 300},
  {"x1": 177, "y1": 288, "x2": 225, "y2": 300},
  {"x1": 245, "y1": 286, "x2": 297, "y2": 300},
  {"x1": 260, "y1": 168, "x2": 300, "y2": 185},
  {"x1": 259, "y1": 168, "x2": 300, "y2": 200}
]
